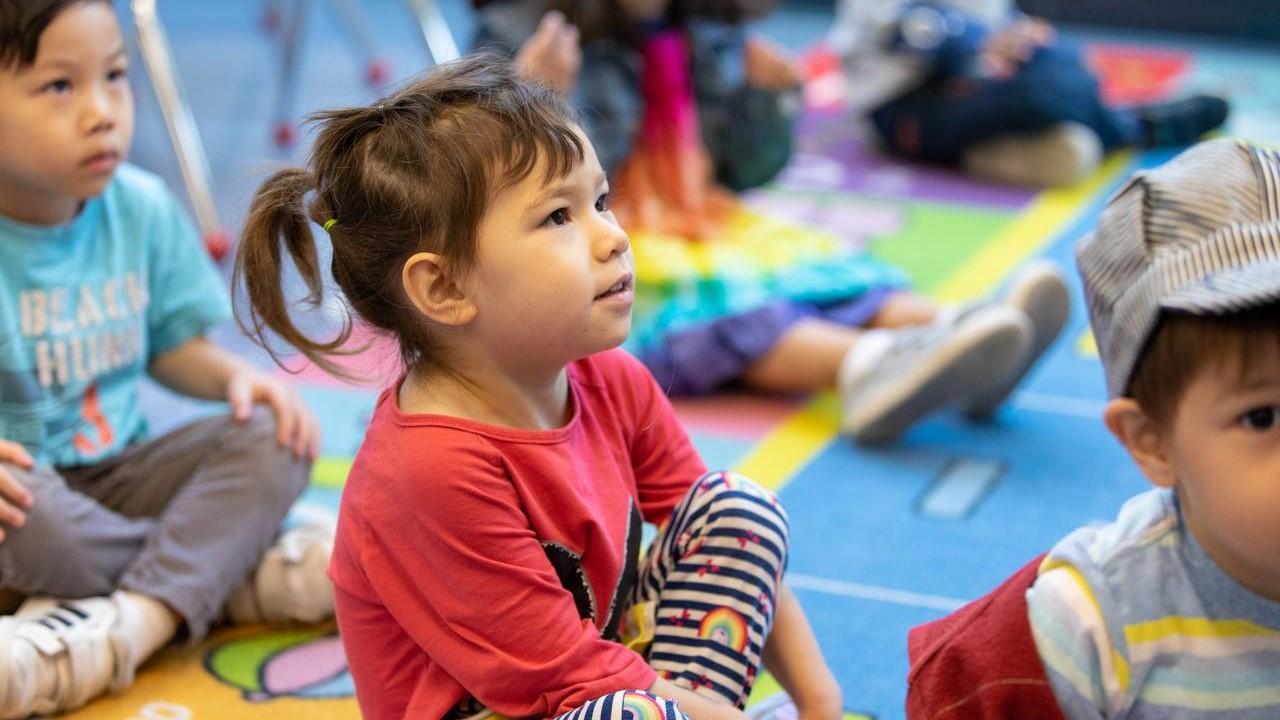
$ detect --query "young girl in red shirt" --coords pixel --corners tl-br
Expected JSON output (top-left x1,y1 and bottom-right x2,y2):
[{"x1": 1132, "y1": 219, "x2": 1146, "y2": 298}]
[{"x1": 234, "y1": 54, "x2": 842, "y2": 720}]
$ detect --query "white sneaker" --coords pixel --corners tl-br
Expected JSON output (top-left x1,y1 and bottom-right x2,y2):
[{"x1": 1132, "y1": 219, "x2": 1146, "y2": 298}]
[
  {"x1": 0, "y1": 596, "x2": 133, "y2": 719},
  {"x1": 961, "y1": 122, "x2": 1103, "y2": 188},
  {"x1": 839, "y1": 305, "x2": 1032, "y2": 444},
  {"x1": 947, "y1": 261, "x2": 1071, "y2": 418},
  {"x1": 226, "y1": 524, "x2": 335, "y2": 625}
]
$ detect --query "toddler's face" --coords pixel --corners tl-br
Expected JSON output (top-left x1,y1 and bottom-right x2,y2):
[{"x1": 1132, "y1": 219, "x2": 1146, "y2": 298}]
[
  {"x1": 1164, "y1": 340, "x2": 1280, "y2": 601},
  {"x1": 0, "y1": 2, "x2": 133, "y2": 224},
  {"x1": 464, "y1": 128, "x2": 634, "y2": 370}
]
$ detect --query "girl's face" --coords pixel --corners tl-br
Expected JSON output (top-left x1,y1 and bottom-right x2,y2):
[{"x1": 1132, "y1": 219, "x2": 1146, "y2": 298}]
[{"x1": 464, "y1": 130, "x2": 634, "y2": 372}]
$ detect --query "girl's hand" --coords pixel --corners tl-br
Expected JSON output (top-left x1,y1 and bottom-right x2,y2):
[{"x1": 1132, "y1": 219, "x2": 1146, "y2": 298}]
[
  {"x1": 226, "y1": 369, "x2": 321, "y2": 460},
  {"x1": 0, "y1": 439, "x2": 35, "y2": 543}
]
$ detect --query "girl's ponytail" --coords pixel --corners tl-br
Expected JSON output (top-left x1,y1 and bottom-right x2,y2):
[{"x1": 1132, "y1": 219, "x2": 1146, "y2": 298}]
[
  {"x1": 233, "y1": 168, "x2": 355, "y2": 378},
  {"x1": 233, "y1": 54, "x2": 584, "y2": 379}
]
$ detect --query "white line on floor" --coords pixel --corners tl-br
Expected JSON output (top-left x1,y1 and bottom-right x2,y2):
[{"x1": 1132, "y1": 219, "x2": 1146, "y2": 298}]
[{"x1": 787, "y1": 574, "x2": 968, "y2": 612}]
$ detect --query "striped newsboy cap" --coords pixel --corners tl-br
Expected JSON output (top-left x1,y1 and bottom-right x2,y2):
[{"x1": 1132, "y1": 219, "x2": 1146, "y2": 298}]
[{"x1": 1076, "y1": 138, "x2": 1280, "y2": 398}]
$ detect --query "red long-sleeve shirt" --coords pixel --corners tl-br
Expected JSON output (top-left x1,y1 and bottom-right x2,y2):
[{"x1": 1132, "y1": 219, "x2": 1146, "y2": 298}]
[{"x1": 329, "y1": 350, "x2": 707, "y2": 720}]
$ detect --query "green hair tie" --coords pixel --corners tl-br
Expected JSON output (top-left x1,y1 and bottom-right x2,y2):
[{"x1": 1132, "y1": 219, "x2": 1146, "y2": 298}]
[{"x1": 322, "y1": 218, "x2": 338, "y2": 232}]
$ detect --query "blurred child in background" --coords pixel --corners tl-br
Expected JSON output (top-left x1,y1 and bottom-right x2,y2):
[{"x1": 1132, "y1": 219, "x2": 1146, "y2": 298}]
[{"x1": 830, "y1": 0, "x2": 1229, "y2": 186}]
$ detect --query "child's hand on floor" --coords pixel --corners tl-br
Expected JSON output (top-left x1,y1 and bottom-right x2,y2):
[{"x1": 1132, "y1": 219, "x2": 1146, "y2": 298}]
[
  {"x1": 0, "y1": 439, "x2": 34, "y2": 541},
  {"x1": 515, "y1": 11, "x2": 581, "y2": 96},
  {"x1": 226, "y1": 368, "x2": 321, "y2": 460},
  {"x1": 980, "y1": 16, "x2": 1055, "y2": 79}
]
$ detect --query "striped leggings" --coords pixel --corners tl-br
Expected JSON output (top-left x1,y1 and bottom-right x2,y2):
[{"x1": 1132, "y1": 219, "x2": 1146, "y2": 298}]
[{"x1": 557, "y1": 471, "x2": 790, "y2": 720}]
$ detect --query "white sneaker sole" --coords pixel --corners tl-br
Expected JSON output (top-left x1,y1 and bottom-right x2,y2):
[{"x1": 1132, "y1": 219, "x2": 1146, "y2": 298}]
[
  {"x1": 844, "y1": 306, "x2": 1032, "y2": 444},
  {"x1": 963, "y1": 261, "x2": 1070, "y2": 418}
]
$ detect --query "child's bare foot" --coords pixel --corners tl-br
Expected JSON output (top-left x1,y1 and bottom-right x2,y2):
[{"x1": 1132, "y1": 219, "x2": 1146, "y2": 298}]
[
  {"x1": 744, "y1": 37, "x2": 802, "y2": 91},
  {"x1": 514, "y1": 11, "x2": 581, "y2": 96}
]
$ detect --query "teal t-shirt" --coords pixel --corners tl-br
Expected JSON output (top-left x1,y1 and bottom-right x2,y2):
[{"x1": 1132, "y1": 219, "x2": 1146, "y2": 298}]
[{"x1": 0, "y1": 164, "x2": 231, "y2": 467}]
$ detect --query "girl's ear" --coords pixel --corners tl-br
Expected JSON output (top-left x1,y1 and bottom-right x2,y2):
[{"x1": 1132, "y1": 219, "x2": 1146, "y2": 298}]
[
  {"x1": 1103, "y1": 397, "x2": 1176, "y2": 489},
  {"x1": 402, "y1": 252, "x2": 477, "y2": 327}
]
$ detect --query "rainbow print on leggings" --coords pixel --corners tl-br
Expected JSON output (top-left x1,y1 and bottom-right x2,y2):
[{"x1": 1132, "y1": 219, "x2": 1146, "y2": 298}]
[
  {"x1": 621, "y1": 691, "x2": 667, "y2": 720},
  {"x1": 698, "y1": 607, "x2": 749, "y2": 653}
]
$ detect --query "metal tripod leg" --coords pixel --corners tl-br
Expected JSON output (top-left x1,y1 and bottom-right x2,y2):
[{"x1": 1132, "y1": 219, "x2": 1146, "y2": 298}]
[
  {"x1": 403, "y1": 0, "x2": 460, "y2": 65},
  {"x1": 330, "y1": 0, "x2": 391, "y2": 85},
  {"x1": 274, "y1": 0, "x2": 311, "y2": 147},
  {"x1": 131, "y1": 0, "x2": 229, "y2": 259}
]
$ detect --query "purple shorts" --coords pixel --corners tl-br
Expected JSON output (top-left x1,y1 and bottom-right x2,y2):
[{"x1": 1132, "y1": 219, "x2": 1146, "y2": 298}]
[{"x1": 637, "y1": 287, "x2": 898, "y2": 396}]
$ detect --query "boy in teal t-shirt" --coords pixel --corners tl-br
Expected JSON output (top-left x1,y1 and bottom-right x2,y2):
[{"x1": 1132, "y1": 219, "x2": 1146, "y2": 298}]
[{"x1": 0, "y1": 1, "x2": 332, "y2": 715}]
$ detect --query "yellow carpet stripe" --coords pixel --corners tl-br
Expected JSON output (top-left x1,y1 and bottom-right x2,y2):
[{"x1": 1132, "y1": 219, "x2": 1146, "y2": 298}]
[
  {"x1": 733, "y1": 153, "x2": 1134, "y2": 489},
  {"x1": 932, "y1": 151, "x2": 1132, "y2": 303},
  {"x1": 1078, "y1": 329, "x2": 1099, "y2": 358},
  {"x1": 733, "y1": 393, "x2": 840, "y2": 490}
]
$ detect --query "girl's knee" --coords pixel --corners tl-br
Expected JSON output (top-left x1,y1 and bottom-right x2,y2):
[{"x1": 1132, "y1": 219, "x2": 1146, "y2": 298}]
[
  {"x1": 694, "y1": 472, "x2": 789, "y2": 533},
  {"x1": 568, "y1": 690, "x2": 688, "y2": 720},
  {"x1": 618, "y1": 691, "x2": 687, "y2": 720}
]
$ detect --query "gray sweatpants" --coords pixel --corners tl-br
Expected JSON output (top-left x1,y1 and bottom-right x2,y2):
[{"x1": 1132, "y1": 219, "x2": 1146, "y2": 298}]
[{"x1": 0, "y1": 409, "x2": 310, "y2": 640}]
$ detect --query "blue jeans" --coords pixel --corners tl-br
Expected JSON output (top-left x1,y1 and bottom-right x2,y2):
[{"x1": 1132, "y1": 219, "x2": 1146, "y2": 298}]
[{"x1": 871, "y1": 44, "x2": 1142, "y2": 164}]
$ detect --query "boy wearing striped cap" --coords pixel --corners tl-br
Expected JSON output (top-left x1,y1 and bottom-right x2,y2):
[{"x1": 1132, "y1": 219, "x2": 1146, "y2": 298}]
[{"x1": 907, "y1": 138, "x2": 1280, "y2": 718}]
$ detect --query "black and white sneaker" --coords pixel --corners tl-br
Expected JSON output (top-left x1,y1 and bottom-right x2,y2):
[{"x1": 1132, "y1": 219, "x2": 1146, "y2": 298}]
[{"x1": 0, "y1": 596, "x2": 133, "y2": 718}]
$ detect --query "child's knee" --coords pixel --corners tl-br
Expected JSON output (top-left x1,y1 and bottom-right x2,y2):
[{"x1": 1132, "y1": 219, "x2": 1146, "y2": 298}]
[
  {"x1": 224, "y1": 408, "x2": 311, "y2": 506},
  {"x1": 0, "y1": 469, "x2": 118, "y2": 596},
  {"x1": 571, "y1": 690, "x2": 689, "y2": 720},
  {"x1": 1012, "y1": 47, "x2": 1100, "y2": 117},
  {"x1": 694, "y1": 471, "x2": 790, "y2": 540}
]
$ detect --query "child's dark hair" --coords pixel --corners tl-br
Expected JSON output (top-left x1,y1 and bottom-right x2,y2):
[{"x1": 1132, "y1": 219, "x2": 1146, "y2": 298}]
[
  {"x1": 234, "y1": 54, "x2": 584, "y2": 378},
  {"x1": 0, "y1": 0, "x2": 106, "y2": 70},
  {"x1": 1128, "y1": 303, "x2": 1280, "y2": 427}
]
